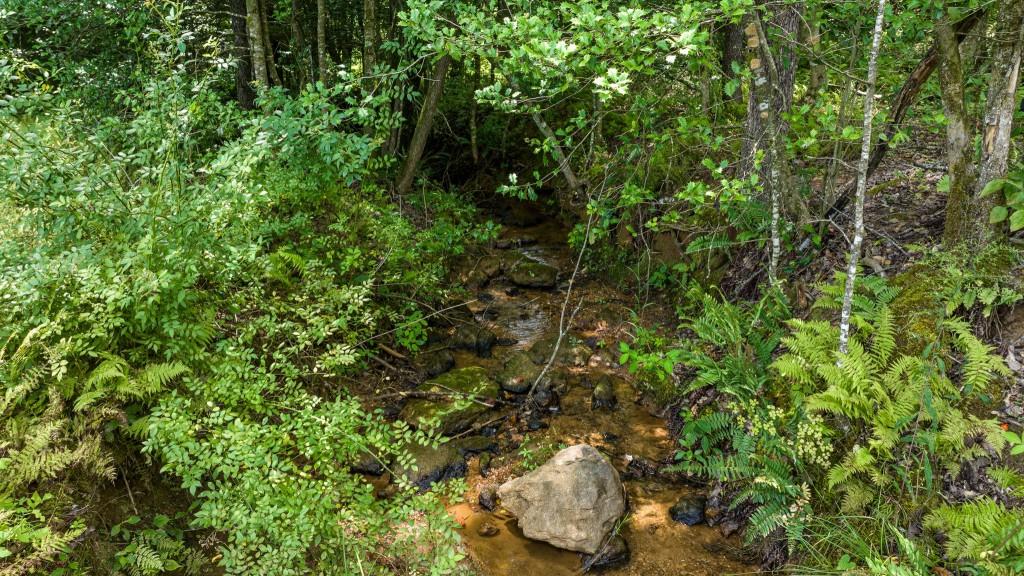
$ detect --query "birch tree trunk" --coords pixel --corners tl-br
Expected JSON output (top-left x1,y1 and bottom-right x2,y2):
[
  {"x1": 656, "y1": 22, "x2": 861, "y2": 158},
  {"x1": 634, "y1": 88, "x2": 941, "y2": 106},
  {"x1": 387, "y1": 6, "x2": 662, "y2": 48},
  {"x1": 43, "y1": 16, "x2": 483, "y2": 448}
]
[
  {"x1": 245, "y1": 0, "x2": 270, "y2": 87},
  {"x1": 395, "y1": 55, "x2": 452, "y2": 196},
  {"x1": 317, "y1": 0, "x2": 328, "y2": 83},
  {"x1": 974, "y1": 0, "x2": 1024, "y2": 242},
  {"x1": 838, "y1": 0, "x2": 886, "y2": 356}
]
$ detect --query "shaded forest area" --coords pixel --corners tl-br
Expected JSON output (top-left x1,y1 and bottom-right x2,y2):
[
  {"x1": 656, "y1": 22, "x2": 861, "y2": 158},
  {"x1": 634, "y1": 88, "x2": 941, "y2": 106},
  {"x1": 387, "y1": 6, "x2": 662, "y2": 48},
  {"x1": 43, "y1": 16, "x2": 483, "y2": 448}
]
[{"x1": 2, "y1": 0, "x2": 1024, "y2": 574}]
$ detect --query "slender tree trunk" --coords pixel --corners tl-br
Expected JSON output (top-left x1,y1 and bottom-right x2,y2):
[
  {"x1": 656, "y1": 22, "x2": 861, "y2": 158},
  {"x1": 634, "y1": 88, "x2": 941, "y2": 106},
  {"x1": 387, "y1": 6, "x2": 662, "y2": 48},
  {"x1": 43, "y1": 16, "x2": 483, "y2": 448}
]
[
  {"x1": 824, "y1": 30, "x2": 861, "y2": 206},
  {"x1": 532, "y1": 109, "x2": 582, "y2": 204},
  {"x1": 290, "y1": 0, "x2": 309, "y2": 88},
  {"x1": 260, "y1": 0, "x2": 282, "y2": 86},
  {"x1": 246, "y1": 0, "x2": 270, "y2": 87},
  {"x1": 232, "y1": 0, "x2": 256, "y2": 108},
  {"x1": 363, "y1": 0, "x2": 378, "y2": 87},
  {"x1": 839, "y1": 0, "x2": 886, "y2": 355},
  {"x1": 937, "y1": 19, "x2": 976, "y2": 246},
  {"x1": 806, "y1": 4, "x2": 826, "y2": 98},
  {"x1": 470, "y1": 56, "x2": 480, "y2": 164},
  {"x1": 747, "y1": 16, "x2": 784, "y2": 286},
  {"x1": 317, "y1": 0, "x2": 329, "y2": 83},
  {"x1": 975, "y1": 0, "x2": 1024, "y2": 242},
  {"x1": 396, "y1": 55, "x2": 452, "y2": 195}
]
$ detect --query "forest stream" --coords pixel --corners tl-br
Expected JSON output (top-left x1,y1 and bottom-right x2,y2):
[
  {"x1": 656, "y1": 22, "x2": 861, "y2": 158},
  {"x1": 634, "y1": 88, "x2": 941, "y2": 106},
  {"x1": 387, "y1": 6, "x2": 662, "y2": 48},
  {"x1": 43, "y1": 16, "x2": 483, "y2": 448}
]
[{"x1": 419, "y1": 219, "x2": 754, "y2": 575}]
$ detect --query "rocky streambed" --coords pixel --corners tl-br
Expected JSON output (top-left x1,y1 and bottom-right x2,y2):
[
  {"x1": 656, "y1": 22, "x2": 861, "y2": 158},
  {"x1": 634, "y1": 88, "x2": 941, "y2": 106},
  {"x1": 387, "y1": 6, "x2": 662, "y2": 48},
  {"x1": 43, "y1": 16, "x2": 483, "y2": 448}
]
[{"x1": 385, "y1": 220, "x2": 755, "y2": 574}]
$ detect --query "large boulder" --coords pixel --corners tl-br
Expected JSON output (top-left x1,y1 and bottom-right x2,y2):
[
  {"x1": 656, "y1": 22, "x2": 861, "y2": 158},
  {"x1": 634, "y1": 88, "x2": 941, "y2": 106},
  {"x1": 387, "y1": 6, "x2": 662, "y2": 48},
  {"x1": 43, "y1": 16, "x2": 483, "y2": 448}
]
[
  {"x1": 399, "y1": 367, "x2": 499, "y2": 435},
  {"x1": 497, "y1": 444, "x2": 625, "y2": 553},
  {"x1": 509, "y1": 260, "x2": 558, "y2": 289},
  {"x1": 495, "y1": 350, "x2": 542, "y2": 393}
]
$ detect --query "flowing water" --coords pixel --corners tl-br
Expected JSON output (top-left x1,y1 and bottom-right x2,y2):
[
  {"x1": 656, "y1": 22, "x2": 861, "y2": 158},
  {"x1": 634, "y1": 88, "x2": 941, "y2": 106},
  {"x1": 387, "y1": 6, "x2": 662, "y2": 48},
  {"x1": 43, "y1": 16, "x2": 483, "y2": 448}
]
[{"x1": 441, "y1": 220, "x2": 755, "y2": 575}]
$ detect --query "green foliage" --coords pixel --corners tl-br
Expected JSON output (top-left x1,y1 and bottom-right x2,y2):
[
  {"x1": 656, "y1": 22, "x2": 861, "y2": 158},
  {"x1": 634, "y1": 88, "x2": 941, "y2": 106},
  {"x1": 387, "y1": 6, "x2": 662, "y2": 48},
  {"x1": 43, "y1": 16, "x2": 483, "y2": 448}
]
[
  {"x1": 110, "y1": 514, "x2": 206, "y2": 576},
  {"x1": 924, "y1": 500, "x2": 1024, "y2": 575},
  {"x1": 984, "y1": 164, "x2": 1024, "y2": 233}
]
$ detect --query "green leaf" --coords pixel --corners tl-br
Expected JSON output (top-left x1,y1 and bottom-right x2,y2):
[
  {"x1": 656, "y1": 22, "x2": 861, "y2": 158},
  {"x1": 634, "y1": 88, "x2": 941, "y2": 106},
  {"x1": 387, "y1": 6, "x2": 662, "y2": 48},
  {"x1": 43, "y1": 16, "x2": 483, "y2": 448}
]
[
  {"x1": 989, "y1": 206, "x2": 1008, "y2": 224},
  {"x1": 980, "y1": 179, "x2": 1005, "y2": 198},
  {"x1": 1010, "y1": 210, "x2": 1024, "y2": 232}
]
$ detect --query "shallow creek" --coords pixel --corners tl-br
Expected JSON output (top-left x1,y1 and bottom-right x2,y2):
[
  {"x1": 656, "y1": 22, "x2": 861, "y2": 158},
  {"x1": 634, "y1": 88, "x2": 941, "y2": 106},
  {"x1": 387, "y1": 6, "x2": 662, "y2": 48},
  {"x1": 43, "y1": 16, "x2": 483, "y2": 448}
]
[{"x1": 438, "y1": 221, "x2": 754, "y2": 575}]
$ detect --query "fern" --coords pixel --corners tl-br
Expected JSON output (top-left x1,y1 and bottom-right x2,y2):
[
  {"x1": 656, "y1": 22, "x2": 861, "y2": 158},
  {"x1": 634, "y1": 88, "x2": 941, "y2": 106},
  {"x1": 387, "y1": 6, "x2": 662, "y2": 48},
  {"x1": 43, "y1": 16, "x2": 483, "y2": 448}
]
[{"x1": 925, "y1": 500, "x2": 1024, "y2": 575}]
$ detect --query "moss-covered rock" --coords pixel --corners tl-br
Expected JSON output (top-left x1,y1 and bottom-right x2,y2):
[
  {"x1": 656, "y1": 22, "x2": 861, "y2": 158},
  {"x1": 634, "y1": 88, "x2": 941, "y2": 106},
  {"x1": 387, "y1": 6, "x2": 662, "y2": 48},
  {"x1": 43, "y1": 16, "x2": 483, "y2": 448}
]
[
  {"x1": 890, "y1": 265, "x2": 944, "y2": 355},
  {"x1": 399, "y1": 367, "x2": 499, "y2": 435},
  {"x1": 509, "y1": 260, "x2": 558, "y2": 288},
  {"x1": 496, "y1": 350, "x2": 542, "y2": 393}
]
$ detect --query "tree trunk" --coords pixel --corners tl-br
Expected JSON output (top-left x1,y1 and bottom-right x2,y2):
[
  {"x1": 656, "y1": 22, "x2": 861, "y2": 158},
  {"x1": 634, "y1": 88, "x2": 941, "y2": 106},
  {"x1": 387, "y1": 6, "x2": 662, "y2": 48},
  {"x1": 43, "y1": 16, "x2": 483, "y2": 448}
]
[
  {"x1": 290, "y1": 0, "x2": 309, "y2": 89},
  {"x1": 975, "y1": 0, "x2": 1024, "y2": 242},
  {"x1": 937, "y1": 19, "x2": 976, "y2": 246},
  {"x1": 721, "y1": 21, "x2": 745, "y2": 103},
  {"x1": 839, "y1": 0, "x2": 886, "y2": 355},
  {"x1": 363, "y1": 0, "x2": 378, "y2": 88},
  {"x1": 739, "y1": 2, "x2": 802, "y2": 219},
  {"x1": 806, "y1": 4, "x2": 826, "y2": 98},
  {"x1": 317, "y1": 0, "x2": 329, "y2": 83},
  {"x1": 232, "y1": 0, "x2": 256, "y2": 108},
  {"x1": 470, "y1": 56, "x2": 480, "y2": 164},
  {"x1": 260, "y1": 0, "x2": 282, "y2": 86},
  {"x1": 245, "y1": 0, "x2": 269, "y2": 87},
  {"x1": 395, "y1": 55, "x2": 452, "y2": 195}
]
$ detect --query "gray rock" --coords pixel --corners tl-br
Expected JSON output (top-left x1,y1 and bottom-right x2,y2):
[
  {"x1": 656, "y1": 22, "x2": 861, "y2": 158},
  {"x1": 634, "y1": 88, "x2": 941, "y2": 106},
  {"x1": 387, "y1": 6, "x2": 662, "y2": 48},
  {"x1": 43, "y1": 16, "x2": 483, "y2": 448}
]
[
  {"x1": 452, "y1": 325, "x2": 498, "y2": 357},
  {"x1": 399, "y1": 367, "x2": 499, "y2": 435},
  {"x1": 415, "y1": 349, "x2": 454, "y2": 377},
  {"x1": 478, "y1": 487, "x2": 498, "y2": 511},
  {"x1": 591, "y1": 375, "x2": 617, "y2": 411},
  {"x1": 395, "y1": 441, "x2": 466, "y2": 489},
  {"x1": 496, "y1": 351, "x2": 542, "y2": 393},
  {"x1": 497, "y1": 444, "x2": 625, "y2": 553},
  {"x1": 509, "y1": 260, "x2": 558, "y2": 289},
  {"x1": 669, "y1": 495, "x2": 706, "y2": 526}
]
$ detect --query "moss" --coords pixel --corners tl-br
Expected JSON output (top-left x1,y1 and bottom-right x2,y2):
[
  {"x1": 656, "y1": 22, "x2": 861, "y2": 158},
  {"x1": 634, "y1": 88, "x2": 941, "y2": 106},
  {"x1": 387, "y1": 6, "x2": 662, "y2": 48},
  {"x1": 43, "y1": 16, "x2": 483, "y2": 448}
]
[
  {"x1": 889, "y1": 264, "x2": 945, "y2": 356},
  {"x1": 399, "y1": 367, "x2": 499, "y2": 435}
]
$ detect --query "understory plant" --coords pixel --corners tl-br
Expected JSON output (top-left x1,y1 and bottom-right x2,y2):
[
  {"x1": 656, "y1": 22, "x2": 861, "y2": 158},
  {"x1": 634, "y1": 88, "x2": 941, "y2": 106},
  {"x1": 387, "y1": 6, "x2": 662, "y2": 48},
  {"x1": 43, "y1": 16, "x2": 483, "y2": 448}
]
[{"x1": 674, "y1": 275, "x2": 1020, "y2": 572}]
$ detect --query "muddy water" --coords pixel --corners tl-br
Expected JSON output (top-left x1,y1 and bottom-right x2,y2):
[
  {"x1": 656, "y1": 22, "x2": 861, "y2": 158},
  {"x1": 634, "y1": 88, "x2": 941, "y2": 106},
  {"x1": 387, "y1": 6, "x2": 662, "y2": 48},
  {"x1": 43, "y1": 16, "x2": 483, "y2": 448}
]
[{"x1": 447, "y1": 222, "x2": 754, "y2": 575}]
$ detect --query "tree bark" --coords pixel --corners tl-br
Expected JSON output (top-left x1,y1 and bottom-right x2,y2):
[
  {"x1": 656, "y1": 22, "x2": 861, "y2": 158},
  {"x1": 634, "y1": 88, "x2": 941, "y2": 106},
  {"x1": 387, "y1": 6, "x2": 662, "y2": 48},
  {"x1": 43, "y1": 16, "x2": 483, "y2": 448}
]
[
  {"x1": 245, "y1": 0, "x2": 270, "y2": 87},
  {"x1": 290, "y1": 0, "x2": 309, "y2": 89},
  {"x1": 363, "y1": 0, "x2": 378, "y2": 88},
  {"x1": 260, "y1": 0, "x2": 282, "y2": 86},
  {"x1": 470, "y1": 56, "x2": 480, "y2": 164},
  {"x1": 231, "y1": 0, "x2": 256, "y2": 108},
  {"x1": 937, "y1": 18, "x2": 976, "y2": 246},
  {"x1": 395, "y1": 55, "x2": 452, "y2": 195},
  {"x1": 740, "y1": 2, "x2": 802, "y2": 219},
  {"x1": 317, "y1": 0, "x2": 329, "y2": 83},
  {"x1": 839, "y1": 0, "x2": 886, "y2": 356},
  {"x1": 975, "y1": 0, "x2": 1024, "y2": 242},
  {"x1": 721, "y1": 21, "x2": 745, "y2": 103}
]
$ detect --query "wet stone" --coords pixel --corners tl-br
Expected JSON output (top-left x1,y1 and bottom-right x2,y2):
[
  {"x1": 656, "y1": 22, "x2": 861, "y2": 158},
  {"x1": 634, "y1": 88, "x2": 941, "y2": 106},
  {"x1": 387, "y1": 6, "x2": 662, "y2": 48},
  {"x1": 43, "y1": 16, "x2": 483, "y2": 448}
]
[
  {"x1": 477, "y1": 521, "x2": 500, "y2": 537},
  {"x1": 478, "y1": 487, "x2": 498, "y2": 511},
  {"x1": 478, "y1": 452, "x2": 492, "y2": 477},
  {"x1": 399, "y1": 367, "x2": 499, "y2": 435},
  {"x1": 496, "y1": 351, "x2": 542, "y2": 394},
  {"x1": 509, "y1": 260, "x2": 558, "y2": 289},
  {"x1": 669, "y1": 495, "x2": 707, "y2": 526},
  {"x1": 583, "y1": 536, "x2": 630, "y2": 571},
  {"x1": 451, "y1": 325, "x2": 498, "y2": 357},
  {"x1": 591, "y1": 375, "x2": 617, "y2": 411},
  {"x1": 395, "y1": 441, "x2": 467, "y2": 490},
  {"x1": 455, "y1": 435, "x2": 497, "y2": 456},
  {"x1": 415, "y1": 349, "x2": 455, "y2": 378}
]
